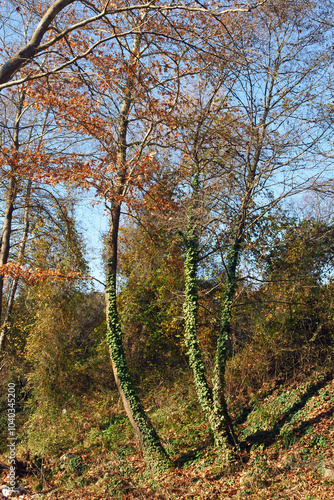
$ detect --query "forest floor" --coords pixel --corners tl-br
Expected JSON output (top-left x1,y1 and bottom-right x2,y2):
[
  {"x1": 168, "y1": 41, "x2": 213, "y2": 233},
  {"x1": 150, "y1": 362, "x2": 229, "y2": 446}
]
[{"x1": 1, "y1": 368, "x2": 334, "y2": 499}]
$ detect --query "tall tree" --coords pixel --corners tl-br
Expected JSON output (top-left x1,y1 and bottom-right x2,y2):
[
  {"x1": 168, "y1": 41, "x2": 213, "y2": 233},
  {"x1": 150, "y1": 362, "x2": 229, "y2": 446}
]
[
  {"x1": 0, "y1": 79, "x2": 89, "y2": 350},
  {"x1": 31, "y1": 0, "x2": 255, "y2": 469},
  {"x1": 29, "y1": 4, "x2": 190, "y2": 470},
  {"x1": 169, "y1": 0, "x2": 334, "y2": 459}
]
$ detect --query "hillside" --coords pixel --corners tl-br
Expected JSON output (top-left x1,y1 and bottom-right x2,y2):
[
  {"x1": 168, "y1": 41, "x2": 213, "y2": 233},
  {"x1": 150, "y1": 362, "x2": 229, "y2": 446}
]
[
  {"x1": 1, "y1": 1, "x2": 334, "y2": 498},
  {"x1": 1, "y1": 367, "x2": 333, "y2": 499}
]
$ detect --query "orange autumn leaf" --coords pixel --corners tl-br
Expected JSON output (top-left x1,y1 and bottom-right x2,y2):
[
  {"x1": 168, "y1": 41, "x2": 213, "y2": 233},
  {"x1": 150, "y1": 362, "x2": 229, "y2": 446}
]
[{"x1": 0, "y1": 261, "x2": 90, "y2": 284}]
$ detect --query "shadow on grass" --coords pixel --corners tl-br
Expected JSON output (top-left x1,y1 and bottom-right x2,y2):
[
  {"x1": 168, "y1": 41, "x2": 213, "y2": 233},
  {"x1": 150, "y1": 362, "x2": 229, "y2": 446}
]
[
  {"x1": 174, "y1": 436, "x2": 213, "y2": 468},
  {"x1": 240, "y1": 370, "x2": 333, "y2": 451},
  {"x1": 233, "y1": 378, "x2": 287, "y2": 427},
  {"x1": 293, "y1": 407, "x2": 334, "y2": 438}
]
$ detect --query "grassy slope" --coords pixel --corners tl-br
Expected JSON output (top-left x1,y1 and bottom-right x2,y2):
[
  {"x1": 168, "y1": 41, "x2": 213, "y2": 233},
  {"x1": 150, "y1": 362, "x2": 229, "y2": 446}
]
[{"x1": 1, "y1": 368, "x2": 334, "y2": 499}]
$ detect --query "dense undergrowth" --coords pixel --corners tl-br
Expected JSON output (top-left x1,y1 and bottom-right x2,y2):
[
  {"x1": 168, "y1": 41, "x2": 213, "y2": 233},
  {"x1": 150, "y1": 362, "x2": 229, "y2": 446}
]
[
  {"x1": 1, "y1": 216, "x2": 334, "y2": 498},
  {"x1": 1, "y1": 359, "x2": 334, "y2": 499}
]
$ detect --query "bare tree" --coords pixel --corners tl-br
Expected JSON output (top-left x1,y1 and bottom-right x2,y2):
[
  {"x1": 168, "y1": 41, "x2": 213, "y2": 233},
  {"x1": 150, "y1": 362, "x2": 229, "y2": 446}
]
[
  {"x1": 0, "y1": 80, "x2": 88, "y2": 350},
  {"x1": 169, "y1": 0, "x2": 334, "y2": 460}
]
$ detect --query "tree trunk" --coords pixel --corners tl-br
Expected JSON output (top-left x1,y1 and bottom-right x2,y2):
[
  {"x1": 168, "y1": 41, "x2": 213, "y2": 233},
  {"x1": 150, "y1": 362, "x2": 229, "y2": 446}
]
[
  {"x1": 183, "y1": 51, "x2": 274, "y2": 456},
  {"x1": 183, "y1": 230, "x2": 236, "y2": 457},
  {"x1": 0, "y1": 92, "x2": 24, "y2": 347},
  {"x1": 0, "y1": 179, "x2": 31, "y2": 351},
  {"x1": 183, "y1": 228, "x2": 214, "y2": 416},
  {"x1": 106, "y1": 208, "x2": 173, "y2": 472},
  {"x1": 0, "y1": 176, "x2": 17, "y2": 329},
  {"x1": 211, "y1": 164, "x2": 257, "y2": 453},
  {"x1": 182, "y1": 168, "x2": 235, "y2": 458},
  {"x1": 211, "y1": 247, "x2": 240, "y2": 452},
  {"x1": 103, "y1": 24, "x2": 173, "y2": 472}
]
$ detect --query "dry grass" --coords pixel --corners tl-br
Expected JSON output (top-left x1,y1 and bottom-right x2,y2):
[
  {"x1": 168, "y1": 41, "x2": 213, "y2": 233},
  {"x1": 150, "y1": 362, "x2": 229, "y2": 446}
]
[{"x1": 1, "y1": 371, "x2": 334, "y2": 499}]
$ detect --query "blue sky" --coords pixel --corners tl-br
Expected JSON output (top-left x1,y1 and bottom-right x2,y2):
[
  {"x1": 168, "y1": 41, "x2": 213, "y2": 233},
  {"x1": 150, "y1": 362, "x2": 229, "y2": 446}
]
[{"x1": 75, "y1": 193, "x2": 108, "y2": 291}]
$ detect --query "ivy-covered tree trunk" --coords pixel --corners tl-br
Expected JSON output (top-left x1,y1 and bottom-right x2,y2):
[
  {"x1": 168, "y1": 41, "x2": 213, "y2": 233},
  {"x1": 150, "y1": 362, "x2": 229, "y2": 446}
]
[
  {"x1": 103, "y1": 24, "x2": 173, "y2": 473},
  {"x1": 106, "y1": 219, "x2": 173, "y2": 471},
  {"x1": 210, "y1": 165, "x2": 257, "y2": 452},
  {"x1": 211, "y1": 245, "x2": 240, "y2": 451},
  {"x1": 183, "y1": 225, "x2": 236, "y2": 456},
  {"x1": 183, "y1": 227, "x2": 214, "y2": 418},
  {"x1": 182, "y1": 171, "x2": 235, "y2": 458}
]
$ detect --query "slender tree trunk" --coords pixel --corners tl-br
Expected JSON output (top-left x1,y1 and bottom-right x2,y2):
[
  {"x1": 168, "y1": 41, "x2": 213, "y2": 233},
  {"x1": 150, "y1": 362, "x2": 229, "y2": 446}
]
[
  {"x1": 211, "y1": 245, "x2": 240, "y2": 452},
  {"x1": 0, "y1": 179, "x2": 32, "y2": 350},
  {"x1": 211, "y1": 164, "x2": 258, "y2": 453},
  {"x1": 104, "y1": 26, "x2": 173, "y2": 472},
  {"x1": 182, "y1": 170, "x2": 235, "y2": 457},
  {"x1": 183, "y1": 226, "x2": 214, "y2": 416},
  {"x1": 0, "y1": 92, "x2": 24, "y2": 345},
  {"x1": 106, "y1": 217, "x2": 173, "y2": 471},
  {"x1": 0, "y1": 176, "x2": 17, "y2": 327}
]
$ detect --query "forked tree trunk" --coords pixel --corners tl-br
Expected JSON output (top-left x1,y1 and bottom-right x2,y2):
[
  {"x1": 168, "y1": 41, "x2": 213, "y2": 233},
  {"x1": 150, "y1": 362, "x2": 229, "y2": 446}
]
[
  {"x1": 183, "y1": 58, "x2": 272, "y2": 455},
  {"x1": 183, "y1": 226, "x2": 236, "y2": 459},
  {"x1": 182, "y1": 170, "x2": 236, "y2": 459}
]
